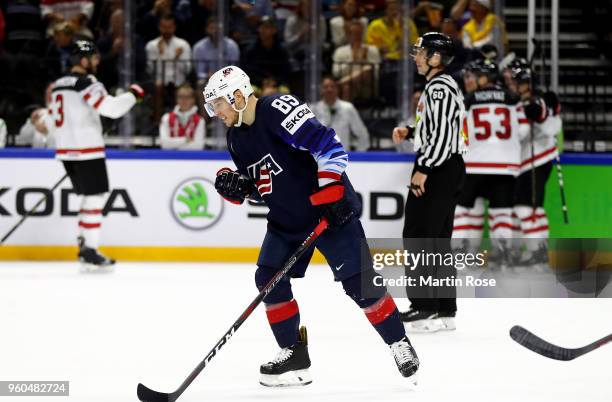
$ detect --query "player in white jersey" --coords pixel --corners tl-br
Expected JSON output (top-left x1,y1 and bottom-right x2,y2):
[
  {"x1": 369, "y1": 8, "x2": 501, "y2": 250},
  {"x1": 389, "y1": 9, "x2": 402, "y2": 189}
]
[
  {"x1": 507, "y1": 59, "x2": 562, "y2": 265},
  {"x1": 452, "y1": 59, "x2": 529, "y2": 266},
  {"x1": 48, "y1": 40, "x2": 144, "y2": 271}
]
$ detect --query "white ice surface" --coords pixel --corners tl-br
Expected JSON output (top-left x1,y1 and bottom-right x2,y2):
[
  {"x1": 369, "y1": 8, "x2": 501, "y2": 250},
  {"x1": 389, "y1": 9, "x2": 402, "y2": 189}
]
[{"x1": 1, "y1": 262, "x2": 610, "y2": 402}]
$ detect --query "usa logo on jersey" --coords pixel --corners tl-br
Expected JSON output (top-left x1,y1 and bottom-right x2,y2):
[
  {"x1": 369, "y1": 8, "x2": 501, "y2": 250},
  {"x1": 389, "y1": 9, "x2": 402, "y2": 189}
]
[{"x1": 248, "y1": 154, "x2": 283, "y2": 196}]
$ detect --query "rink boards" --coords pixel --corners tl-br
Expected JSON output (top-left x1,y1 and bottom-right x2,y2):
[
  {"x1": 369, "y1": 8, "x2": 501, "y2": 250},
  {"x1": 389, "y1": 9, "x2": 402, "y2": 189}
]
[{"x1": 0, "y1": 149, "x2": 610, "y2": 261}]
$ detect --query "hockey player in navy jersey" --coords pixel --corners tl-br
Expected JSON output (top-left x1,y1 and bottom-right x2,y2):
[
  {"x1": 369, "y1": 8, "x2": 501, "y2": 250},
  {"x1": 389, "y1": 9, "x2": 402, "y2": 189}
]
[{"x1": 203, "y1": 66, "x2": 419, "y2": 387}]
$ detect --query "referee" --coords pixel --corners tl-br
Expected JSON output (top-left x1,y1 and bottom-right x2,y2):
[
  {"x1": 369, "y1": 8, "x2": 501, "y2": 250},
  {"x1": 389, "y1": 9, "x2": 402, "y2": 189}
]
[{"x1": 392, "y1": 33, "x2": 467, "y2": 332}]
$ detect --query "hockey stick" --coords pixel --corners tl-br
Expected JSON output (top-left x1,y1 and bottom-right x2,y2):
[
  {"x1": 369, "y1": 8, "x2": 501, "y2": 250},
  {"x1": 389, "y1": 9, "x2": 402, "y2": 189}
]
[
  {"x1": 530, "y1": 38, "x2": 569, "y2": 224},
  {"x1": 527, "y1": 38, "x2": 540, "y2": 217},
  {"x1": 136, "y1": 218, "x2": 329, "y2": 402},
  {"x1": 510, "y1": 325, "x2": 612, "y2": 361},
  {"x1": 554, "y1": 157, "x2": 569, "y2": 223},
  {"x1": 0, "y1": 173, "x2": 69, "y2": 246}
]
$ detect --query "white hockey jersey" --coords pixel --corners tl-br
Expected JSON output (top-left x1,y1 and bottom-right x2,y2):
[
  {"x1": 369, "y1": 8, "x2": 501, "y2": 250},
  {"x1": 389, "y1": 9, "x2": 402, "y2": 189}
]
[
  {"x1": 49, "y1": 73, "x2": 136, "y2": 161},
  {"x1": 518, "y1": 95, "x2": 561, "y2": 174},
  {"x1": 463, "y1": 85, "x2": 528, "y2": 176}
]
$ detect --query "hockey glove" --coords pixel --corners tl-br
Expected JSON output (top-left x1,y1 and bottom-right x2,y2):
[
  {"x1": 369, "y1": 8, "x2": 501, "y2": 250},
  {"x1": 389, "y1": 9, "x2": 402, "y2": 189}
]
[
  {"x1": 215, "y1": 167, "x2": 256, "y2": 205},
  {"x1": 129, "y1": 84, "x2": 145, "y2": 103},
  {"x1": 543, "y1": 91, "x2": 561, "y2": 115},
  {"x1": 524, "y1": 97, "x2": 547, "y2": 123},
  {"x1": 310, "y1": 182, "x2": 354, "y2": 228}
]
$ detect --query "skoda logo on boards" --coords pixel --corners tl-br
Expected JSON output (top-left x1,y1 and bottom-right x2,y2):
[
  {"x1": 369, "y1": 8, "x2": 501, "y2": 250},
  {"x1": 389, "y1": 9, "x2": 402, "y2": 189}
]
[{"x1": 170, "y1": 177, "x2": 223, "y2": 230}]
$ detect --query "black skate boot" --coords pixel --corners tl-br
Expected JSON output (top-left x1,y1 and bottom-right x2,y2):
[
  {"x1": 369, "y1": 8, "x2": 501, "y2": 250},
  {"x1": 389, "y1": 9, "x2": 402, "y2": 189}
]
[
  {"x1": 390, "y1": 336, "x2": 419, "y2": 381},
  {"x1": 516, "y1": 243, "x2": 549, "y2": 268},
  {"x1": 78, "y1": 236, "x2": 115, "y2": 273},
  {"x1": 259, "y1": 326, "x2": 312, "y2": 387},
  {"x1": 400, "y1": 309, "x2": 442, "y2": 332}
]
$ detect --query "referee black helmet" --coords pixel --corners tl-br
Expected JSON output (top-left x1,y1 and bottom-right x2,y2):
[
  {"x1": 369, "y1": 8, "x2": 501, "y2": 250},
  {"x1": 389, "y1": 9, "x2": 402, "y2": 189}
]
[{"x1": 411, "y1": 32, "x2": 455, "y2": 66}]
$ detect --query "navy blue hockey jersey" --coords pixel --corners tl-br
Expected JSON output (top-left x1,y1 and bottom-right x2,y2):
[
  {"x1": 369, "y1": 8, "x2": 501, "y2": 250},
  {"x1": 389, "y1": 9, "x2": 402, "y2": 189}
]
[{"x1": 227, "y1": 94, "x2": 360, "y2": 233}]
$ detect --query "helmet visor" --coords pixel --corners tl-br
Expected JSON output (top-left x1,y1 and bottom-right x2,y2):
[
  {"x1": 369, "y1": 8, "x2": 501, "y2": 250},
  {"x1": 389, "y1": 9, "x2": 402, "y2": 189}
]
[{"x1": 203, "y1": 96, "x2": 228, "y2": 118}]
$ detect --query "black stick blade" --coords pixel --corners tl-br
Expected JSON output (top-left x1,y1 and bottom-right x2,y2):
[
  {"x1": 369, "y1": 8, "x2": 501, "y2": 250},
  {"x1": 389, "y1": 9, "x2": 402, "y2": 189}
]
[
  {"x1": 509, "y1": 325, "x2": 575, "y2": 361},
  {"x1": 137, "y1": 383, "x2": 177, "y2": 402}
]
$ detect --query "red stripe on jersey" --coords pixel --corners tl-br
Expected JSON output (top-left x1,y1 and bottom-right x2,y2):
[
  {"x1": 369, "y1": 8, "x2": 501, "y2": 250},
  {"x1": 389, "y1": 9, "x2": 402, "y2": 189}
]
[
  {"x1": 466, "y1": 162, "x2": 520, "y2": 168},
  {"x1": 318, "y1": 171, "x2": 341, "y2": 181},
  {"x1": 78, "y1": 221, "x2": 101, "y2": 229},
  {"x1": 524, "y1": 225, "x2": 549, "y2": 234},
  {"x1": 520, "y1": 146, "x2": 557, "y2": 167},
  {"x1": 455, "y1": 212, "x2": 484, "y2": 219},
  {"x1": 490, "y1": 222, "x2": 520, "y2": 231},
  {"x1": 83, "y1": 93, "x2": 91, "y2": 102},
  {"x1": 80, "y1": 209, "x2": 103, "y2": 214},
  {"x1": 364, "y1": 294, "x2": 397, "y2": 325},
  {"x1": 518, "y1": 118, "x2": 530, "y2": 124},
  {"x1": 92, "y1": 95, "x2": 105, "y2": 109},
  {"x1": 488, "y1": 213, "x2": 512, "y2": 218},
  {"x1": 521, "y1": 213, "x2": 546, "y2": 222},
  {"x1": 266, "y1": 300, "x2": 299, "y2": 324},
  {"x1": 56, "y1": 147, "x2": 105, "y2": 154},
  {"x1": 453, "y1": 224, "x2": 484, "y2": 231}
]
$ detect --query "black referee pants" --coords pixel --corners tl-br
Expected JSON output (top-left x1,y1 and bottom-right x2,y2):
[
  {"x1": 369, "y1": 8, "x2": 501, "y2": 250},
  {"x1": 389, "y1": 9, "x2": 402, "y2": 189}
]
[{"x1": 403, "y1": 154, "x2": 465, "y2": 314}]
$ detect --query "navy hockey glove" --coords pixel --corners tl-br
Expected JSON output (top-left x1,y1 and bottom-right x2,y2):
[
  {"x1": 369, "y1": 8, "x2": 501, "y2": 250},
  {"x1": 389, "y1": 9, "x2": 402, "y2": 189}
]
[
  {"x1": 215, "y1": 168, "x2": 256, "y2": 205},
  {"x1": 310, "y1": 182, "x2": 354, "y2": 228}
]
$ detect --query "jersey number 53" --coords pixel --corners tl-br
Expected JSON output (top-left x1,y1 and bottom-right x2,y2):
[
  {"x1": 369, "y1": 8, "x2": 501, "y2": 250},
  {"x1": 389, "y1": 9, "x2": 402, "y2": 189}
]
[{"x1": 471, "y1": 106, "x2": 511, "y2": 140}]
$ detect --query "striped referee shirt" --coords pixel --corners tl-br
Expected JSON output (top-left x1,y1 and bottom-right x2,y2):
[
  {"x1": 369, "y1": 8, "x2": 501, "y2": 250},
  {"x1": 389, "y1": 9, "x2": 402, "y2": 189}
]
[{"x1": 413, "y1": 72, "x2": 467, "y2": 174}]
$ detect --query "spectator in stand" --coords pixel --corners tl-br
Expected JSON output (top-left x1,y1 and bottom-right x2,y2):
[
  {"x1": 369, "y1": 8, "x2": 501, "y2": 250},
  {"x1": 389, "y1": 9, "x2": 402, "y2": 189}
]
[
  {"x1": 441, "y1": 17, "x2": 475, "y2": 82},
  {"x1": 159, "y1": 84, "x2": 205, "y2": 150},
  {"x1": 137, "y1": 0, "x2": 172, "y2": 44},
  {"x1": 332, "y1": 19, "x2": 381, "y2": 101},
  {"x1": 457, "y1": 0, "x2": 508, "y2": 53},
  {"x1": 329, "y1": 0, "x2": 368, "y2": 49},
  {"x1": 259, "y1": 76, "x2": 290, "y2": 96},
  {"x1": 360, "y1": 0, "x2": 386, "y2": 13},
  {"x1": 311, "y1": 76, "x2": 370, "y2": 151},
  {"x1": 284, "y1": 0, "x2": 327, "y2": 64},
  {"x1": 146, "y1": 13, "x2": 192, "y2": 122},
  {"x1": 411, "y1": 1, "x2": 445, "y2": 33},
  {"x1": 193, "y1": 17, "x2": 240, "y2": 84},
  {"x1": 3, "y1": 0, "x2": 44, "y2": 55},
  {"x1": 174, "y1": 0, "x2": 217, "y2": 45},
  {"x1": 41, "y1": 0, "x2": 94, "y2": 39},
  {"x1": 230, "y1": 0, "x2": 274, "y2": 48},
  {"x1": 98, "y1": 9, "x2": 146, "y2": 91},
  {"x1": 45, "y1": 21, "x2": 76, "y2": 80},
  {"x1": 366, "y1": 0, "x2": 418, "y2": 61},
  {"x1": 242, "y1": 16, "x2": 291, "y2": 88},
  {"x1": 14, "y1": 83, "x2": 55, "y2": 148}
]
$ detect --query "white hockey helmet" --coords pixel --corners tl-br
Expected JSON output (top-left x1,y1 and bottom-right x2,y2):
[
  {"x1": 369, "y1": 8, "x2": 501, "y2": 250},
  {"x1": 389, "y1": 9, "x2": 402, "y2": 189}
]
[{"x1": 203, "y1": 65, "x2": 254, "y2": 125}]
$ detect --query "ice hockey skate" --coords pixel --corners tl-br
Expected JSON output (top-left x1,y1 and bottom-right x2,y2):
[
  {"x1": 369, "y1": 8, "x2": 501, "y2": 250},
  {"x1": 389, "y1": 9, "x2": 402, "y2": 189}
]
[
  {"x1": 401, "y1": 309, "x2": 443, "y2": 332},
  {"x1": 390, "y1": 335, "x2": 419, "y2": 383},
  {"x1": 78, "y1": 236, "x2": 115, "y2": 273},
  {"x1": 259, "y1": 326, "x2": 312, "y2": 387}
]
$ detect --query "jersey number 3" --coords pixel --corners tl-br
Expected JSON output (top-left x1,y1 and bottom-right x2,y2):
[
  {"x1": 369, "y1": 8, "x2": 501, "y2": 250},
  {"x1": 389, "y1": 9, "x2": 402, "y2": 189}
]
[
  {"x1": 472, "y1": 106, "x2": 511, "y2": 140},
  {"x1": 53, "y1": 94, "x2": 65, "y2": 128},
  {"x1": 271, "y1": 95, "x2": 300, "y2": 114}
]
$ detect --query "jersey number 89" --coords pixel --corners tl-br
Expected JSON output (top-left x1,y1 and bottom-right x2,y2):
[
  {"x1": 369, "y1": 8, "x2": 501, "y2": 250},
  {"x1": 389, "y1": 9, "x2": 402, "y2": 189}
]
[{"x1": 271, "y1": 95, "x2": 300, "y2": 114}]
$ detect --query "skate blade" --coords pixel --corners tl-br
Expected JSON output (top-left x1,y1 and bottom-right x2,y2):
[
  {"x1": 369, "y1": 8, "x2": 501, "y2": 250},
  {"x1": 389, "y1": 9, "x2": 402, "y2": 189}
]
[
  {"x1": 79, "y1": 262, "x2": 115, "y2": 274},
  {"x1": 259, "y1": 369, "x2": 312, "y2": 387},
  {"x1": 404, "y1": 372, "x2": 418, "y2": 388}
]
